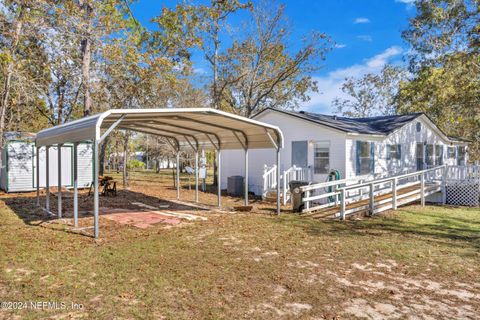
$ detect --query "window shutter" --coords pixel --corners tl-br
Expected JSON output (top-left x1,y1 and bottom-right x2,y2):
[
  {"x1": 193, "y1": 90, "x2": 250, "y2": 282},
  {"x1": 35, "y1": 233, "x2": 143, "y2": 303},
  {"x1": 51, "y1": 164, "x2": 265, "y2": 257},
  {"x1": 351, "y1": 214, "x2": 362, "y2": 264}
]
[
  {"x1": 386, "y1": 145, "x2": 391, "y2": 160},
  {"x1": 397, "y1": 144, "x2": 402, "y2": 160},
  {"x1": 356, "y1": 141, "x2": 361, "y2": 175},
  {"x1": 370, "y1": 142, "x2": 375, "y2": 173}
]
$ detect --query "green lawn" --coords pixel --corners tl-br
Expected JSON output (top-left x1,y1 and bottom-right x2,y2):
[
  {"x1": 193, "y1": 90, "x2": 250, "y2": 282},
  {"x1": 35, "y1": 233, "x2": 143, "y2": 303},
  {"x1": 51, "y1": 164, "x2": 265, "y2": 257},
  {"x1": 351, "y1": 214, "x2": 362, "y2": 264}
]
[{"x1": 0, "y1": 172, "x2": 479, "y2": 319}]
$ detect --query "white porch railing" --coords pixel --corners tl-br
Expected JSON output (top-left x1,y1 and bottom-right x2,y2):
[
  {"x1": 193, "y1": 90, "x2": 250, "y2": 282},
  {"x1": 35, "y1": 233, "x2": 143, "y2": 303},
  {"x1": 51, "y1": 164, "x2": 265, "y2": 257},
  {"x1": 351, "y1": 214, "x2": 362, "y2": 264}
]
[
  {"x1": 300, "y1": 165, "x2": 447, "y2": 218},
  {"x1": 446, "y1": 165, "x2": 480, "y2": 181},
  {"x1": 262, "y1": 165, "x2": 311, "y2": 201},
  {"x1": 262, "y1": 164, "x2": 277, "y2": 198},
  {"x1": 282, "y1": 166, "x2": 311, "y2": 205}
]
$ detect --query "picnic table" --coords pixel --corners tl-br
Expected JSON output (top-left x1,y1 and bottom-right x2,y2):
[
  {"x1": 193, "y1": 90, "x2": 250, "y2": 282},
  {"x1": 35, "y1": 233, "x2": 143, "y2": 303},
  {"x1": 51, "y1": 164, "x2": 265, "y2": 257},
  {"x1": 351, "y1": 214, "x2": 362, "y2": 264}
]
[{"x1": 88, "y1": 176, "x2": 117, "y2": 197}]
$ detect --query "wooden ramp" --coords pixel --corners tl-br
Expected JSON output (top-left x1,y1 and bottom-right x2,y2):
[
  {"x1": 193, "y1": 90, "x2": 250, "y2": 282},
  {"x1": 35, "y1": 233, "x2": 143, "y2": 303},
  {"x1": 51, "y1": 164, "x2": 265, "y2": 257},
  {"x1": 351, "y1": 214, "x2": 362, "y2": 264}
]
[
  {"x1": 304, "y1": 183, "x2": 441, "y2": 219},
  {"x1": 298, "y1": 167, "x2": 446, "y2": 220}
]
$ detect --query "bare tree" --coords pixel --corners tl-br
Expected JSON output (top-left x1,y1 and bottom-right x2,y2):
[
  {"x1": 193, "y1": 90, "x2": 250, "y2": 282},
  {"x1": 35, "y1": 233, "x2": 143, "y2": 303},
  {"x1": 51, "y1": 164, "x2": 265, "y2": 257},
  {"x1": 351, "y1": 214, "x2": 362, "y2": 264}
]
[{"x1": 218, "y1": 2, "x2": 331, "y2": 117}]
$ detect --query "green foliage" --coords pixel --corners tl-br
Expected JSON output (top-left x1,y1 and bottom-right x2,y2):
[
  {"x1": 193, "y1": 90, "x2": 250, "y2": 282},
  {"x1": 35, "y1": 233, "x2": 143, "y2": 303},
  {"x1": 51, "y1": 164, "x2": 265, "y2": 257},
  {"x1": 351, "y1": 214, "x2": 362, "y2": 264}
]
[
  {"x1": 399, "y1": 0, "x2": 480, "y2": 160},
  {"x1": 127, "y1": 158, "x2": 145, "y2": 170}
]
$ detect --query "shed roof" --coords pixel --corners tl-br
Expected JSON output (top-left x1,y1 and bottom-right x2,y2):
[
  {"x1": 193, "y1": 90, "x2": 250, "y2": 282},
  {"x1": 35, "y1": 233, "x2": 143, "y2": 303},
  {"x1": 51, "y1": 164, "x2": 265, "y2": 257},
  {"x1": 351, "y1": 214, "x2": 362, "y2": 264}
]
[{"x1": 35, "y1": 108, "x2": 284, "y2": 150}]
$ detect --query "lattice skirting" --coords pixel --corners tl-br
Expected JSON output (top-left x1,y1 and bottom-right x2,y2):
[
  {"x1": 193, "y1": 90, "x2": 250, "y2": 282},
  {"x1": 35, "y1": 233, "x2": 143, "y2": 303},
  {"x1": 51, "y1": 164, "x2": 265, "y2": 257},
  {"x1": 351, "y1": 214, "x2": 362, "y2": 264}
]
[{"x1": 446, "y1": 182, "x2": 480, "y2": 207}]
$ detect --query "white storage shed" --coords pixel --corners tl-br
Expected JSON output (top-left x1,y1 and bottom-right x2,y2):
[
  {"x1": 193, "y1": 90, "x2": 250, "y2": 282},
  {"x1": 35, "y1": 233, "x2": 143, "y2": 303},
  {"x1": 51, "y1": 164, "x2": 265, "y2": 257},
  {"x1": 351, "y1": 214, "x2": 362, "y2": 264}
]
[{"x1": 0, "y1": 133, "x2": 93, "y2": 192}]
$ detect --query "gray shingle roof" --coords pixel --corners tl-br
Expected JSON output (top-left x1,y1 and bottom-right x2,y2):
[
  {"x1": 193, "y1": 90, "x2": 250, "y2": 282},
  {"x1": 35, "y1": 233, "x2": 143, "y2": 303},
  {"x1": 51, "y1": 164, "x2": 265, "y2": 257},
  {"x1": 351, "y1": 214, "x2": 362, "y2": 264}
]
[{"x1": 259, "y1": 108, "x2": 423, "y2": 135}]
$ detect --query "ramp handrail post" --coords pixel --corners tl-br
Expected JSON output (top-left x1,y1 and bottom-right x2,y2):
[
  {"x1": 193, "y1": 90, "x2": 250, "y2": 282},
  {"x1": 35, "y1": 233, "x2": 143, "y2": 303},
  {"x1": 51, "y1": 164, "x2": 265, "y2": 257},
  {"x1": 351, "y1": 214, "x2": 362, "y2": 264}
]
[
  {"x1": 392, "y1": 177, "x2": 398, "y2": 210},
  {"x1": 283, "y1": 169, "x2": 287, "y2": 205},
  {"x1": 369, "y1": 182, "x2": 374, "y2": 215},
  {"x1": 305, "y1": 190, "x2": 310, "y2": 211},
  {"x1": 420, "y1": 173, "x2": 425, "y2": 207},
  {"x1": 334, "y1": 185, "x2": 339, "y2": 206},
  {"x1": 340, "y1": 188, "x2": 346, "y2": 220},
  {"x1": 442, "y1": 166, "x2": 447, "y2": 204}
]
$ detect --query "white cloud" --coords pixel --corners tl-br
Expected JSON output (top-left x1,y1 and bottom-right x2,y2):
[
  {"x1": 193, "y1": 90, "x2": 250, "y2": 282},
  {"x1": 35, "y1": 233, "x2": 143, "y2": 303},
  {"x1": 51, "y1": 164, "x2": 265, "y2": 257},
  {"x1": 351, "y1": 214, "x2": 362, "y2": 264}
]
[
  {"x1": 395, "y1": 0, "x2": 416, "y2": 8},
  {"x1": 302, "y1": 46, "x2": 403, "y2": 114},
  {"x1": 354, "y1": 17, "x2": 370, "y2": 24},
  {"x1": 193, "y1": 67, "x2": 206, "y2": 74},
  {"x1": 357, "y1": 35, "x2": 373, "y2": 42},
  {"x1": 335, "y1": 43, "x2": 347, "y2": 49}
]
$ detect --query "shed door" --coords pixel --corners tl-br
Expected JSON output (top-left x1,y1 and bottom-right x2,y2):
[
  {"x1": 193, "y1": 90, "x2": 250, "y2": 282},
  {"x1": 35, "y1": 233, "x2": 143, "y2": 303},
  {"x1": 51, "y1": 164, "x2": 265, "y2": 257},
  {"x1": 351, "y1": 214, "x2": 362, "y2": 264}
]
[{"x1": 292, "y1": 141, "x2": 308, "y2": 168}]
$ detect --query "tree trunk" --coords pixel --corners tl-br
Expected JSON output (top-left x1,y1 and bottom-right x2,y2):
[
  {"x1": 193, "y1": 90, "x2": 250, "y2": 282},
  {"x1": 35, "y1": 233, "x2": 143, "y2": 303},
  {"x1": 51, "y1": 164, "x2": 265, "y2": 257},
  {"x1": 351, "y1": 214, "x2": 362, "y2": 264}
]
[
  {"x1": 0, "y1": 6, "x2": 25, "y2": 148},
  {"x1": 80, "y1": 0, "x2": 92, "y2": 117}
]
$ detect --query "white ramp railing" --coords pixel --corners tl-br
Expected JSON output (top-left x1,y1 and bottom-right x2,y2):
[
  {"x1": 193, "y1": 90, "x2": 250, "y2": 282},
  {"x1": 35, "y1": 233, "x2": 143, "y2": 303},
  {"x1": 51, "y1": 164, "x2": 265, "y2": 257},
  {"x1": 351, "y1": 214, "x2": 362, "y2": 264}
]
[
  {"x1": 282, "y1": 166, "x2": 311, "y2": 205},
  {"x1": 300, "y1": 166, "x2": 447, "y2": 218}
]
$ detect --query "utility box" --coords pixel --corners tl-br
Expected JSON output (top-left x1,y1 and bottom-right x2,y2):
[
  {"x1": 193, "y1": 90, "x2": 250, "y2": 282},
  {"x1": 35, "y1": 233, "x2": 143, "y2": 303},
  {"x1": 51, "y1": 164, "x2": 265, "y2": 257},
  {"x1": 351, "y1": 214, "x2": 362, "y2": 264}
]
[
  {"x1": 290, "y1": 180, "x2": 310, "y2": 212},
  {"x1": 227, "y1": 175, "x2": 244, "y2": 196}
]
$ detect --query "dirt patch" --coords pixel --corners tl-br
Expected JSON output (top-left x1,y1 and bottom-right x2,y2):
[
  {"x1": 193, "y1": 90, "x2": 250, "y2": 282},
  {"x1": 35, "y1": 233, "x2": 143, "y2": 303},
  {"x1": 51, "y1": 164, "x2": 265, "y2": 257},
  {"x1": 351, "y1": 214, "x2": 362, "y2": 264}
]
[{"x1": 332, "y1": 260, "x2": 480, "y2": 319}]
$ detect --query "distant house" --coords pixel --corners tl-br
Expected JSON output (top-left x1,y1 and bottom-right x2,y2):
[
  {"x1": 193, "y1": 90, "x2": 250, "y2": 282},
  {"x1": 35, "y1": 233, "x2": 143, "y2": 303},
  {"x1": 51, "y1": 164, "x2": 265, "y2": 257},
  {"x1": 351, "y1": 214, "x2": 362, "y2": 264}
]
[{"x1": 221, "y1": 108, "x2": 469, "y2": 196}]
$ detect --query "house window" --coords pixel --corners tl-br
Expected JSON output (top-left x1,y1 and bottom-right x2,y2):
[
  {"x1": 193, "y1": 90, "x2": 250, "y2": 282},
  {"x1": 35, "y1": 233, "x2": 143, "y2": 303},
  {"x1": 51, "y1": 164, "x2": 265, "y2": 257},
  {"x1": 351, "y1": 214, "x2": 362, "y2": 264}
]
[
  {"x1": 416, "y1": 122, "x2": 422, "y2": 132},
  {"x1": 314, "y1": 142, "x2": 330, "y2": 174},
  {"x1": 387, "y1": 144, "x2": 401, "y2": 160},
  {"x1": 356, "y1": 141, "x2": 374, "y2": 175},
  {"x1": 426, "y1": 144, "x2": 443, "y2": 166},
  {"x1": 426, "y1": 144, "x2": 434, "y2": 166},
  {"x1": 458, "y1": 146, "x2": 466, "y2": 165},
  {"x1": 447, "y1": 146, "x2": 456, "y2": 159},
  {"x1": 435, "y1": 145, "x2": 444, "y2": 165},
  {"x1": 416, "y1": 143, "x2": 424, "y2": 170}
]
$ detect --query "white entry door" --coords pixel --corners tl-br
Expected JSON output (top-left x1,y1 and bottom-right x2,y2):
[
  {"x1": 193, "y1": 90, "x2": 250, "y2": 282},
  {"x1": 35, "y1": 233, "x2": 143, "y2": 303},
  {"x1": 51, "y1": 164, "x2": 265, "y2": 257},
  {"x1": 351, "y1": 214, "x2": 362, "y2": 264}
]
[{"x1": 292, "y1": 141, "x2": 308, "y2": 168}]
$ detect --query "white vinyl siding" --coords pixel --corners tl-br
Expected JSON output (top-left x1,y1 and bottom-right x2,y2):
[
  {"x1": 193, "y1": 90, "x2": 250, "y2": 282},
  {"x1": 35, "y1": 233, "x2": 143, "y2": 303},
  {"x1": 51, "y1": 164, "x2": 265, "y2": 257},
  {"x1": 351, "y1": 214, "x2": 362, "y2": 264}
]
[
  {"x1": 1, "y1": 141, "x2": 93, "y2": 192},
  {"x1": 77, "y1": 143, "x2": 93, "y2": 187},
  {"x1": 5, "y1": 142, "x2": 34, "y2": 192}
]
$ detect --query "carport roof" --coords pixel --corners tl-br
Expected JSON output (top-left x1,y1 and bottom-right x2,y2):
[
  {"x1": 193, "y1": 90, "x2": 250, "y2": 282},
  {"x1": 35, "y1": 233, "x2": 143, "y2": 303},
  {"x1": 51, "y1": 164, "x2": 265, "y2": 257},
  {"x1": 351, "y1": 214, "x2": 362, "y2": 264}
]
[{"x1": 35, "y1": 108, "x2": 284, "y2": 150}]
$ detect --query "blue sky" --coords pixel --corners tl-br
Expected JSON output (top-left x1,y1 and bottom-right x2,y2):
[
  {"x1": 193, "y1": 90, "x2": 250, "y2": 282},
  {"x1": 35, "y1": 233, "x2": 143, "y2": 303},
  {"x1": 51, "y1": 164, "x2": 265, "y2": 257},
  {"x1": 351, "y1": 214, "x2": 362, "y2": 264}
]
[{"x1": 131, "y1": 0, "x2": 416, "y2": 114}]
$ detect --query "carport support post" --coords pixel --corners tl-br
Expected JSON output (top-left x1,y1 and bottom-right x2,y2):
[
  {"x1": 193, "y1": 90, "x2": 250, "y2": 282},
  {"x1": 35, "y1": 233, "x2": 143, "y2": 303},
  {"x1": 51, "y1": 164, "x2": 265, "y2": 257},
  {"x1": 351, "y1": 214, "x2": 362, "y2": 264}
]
[
  {"x1": 46, "y1": 146, "x2": 50, "y2": 212},
  {"x1": 276, "y1": 148, "x2": 280, "y2": 215},
  {"x1": 217, "y1": 149, "x2": 221, "y2": 207},
  {"x1": 176, "y1": 151, "x2": 180, "y2": 200},
  {"x1": 244, "y1": 148, "x2": 249, "y2": 206},
  {"x1": 35, "y1": 146, "x2": 40, "y2": 206},
  {"x1": 57, "y1": 144, "x2": 63, "y2": 218},
  {"x1": 195, "y1": 149, "x2": 199, "y2": 202},
  {"x1": 73, "y1": 142, "x2": 78, "y2": 228},
  {"x1": 94, "y1": 140, "x2": 99, "y2": 239}
]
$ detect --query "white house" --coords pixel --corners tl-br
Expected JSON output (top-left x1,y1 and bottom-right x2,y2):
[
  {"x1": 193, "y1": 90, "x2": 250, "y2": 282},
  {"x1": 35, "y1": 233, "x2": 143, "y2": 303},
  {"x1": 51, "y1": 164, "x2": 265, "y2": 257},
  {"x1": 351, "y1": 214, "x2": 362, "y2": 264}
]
[{"x1": 221, "y1": 108, "x2": 469, "y2": 196}]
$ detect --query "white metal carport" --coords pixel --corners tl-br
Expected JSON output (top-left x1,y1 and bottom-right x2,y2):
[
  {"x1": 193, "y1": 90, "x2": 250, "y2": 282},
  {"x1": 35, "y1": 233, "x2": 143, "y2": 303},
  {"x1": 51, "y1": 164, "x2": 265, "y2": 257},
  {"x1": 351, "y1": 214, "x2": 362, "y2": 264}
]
[{"x1": 35, "y1": 108, "x2": 284, "y2": 238}]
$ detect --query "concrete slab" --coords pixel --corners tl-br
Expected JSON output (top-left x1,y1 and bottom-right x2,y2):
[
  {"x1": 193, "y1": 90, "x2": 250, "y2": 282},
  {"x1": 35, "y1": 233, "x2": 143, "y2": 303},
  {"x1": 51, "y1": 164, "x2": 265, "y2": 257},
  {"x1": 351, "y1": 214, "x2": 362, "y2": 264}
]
[{"x1": 100, "y1": 207, "x2": 182, "y2": 228}]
